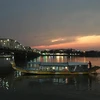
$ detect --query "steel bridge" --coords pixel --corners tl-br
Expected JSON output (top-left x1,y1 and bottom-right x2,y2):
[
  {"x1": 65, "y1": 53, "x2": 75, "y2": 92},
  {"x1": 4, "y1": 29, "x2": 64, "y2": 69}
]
[{"x1": 0, "y1": 38, "x2": 40, "y2": 60}]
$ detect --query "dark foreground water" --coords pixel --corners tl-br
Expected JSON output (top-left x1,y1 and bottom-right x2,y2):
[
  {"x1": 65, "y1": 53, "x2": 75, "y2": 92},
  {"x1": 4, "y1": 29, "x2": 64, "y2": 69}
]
[
  {"x1": 1, "y1": 73, "x2": 100, "y2": 100},
  {"x1": 1, "y1": 56, "x2": 100, "y2": 100}
]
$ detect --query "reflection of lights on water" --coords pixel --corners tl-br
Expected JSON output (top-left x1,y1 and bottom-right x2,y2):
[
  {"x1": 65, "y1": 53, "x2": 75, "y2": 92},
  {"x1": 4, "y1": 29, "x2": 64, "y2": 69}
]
[
  {"x1": 14, "y1": 71, "x2": 22, "y2": 78},
  {"x1": 43, "y1": 56, "x2": 47, "y2": 62},
  {"x1": 53, "y1": 78, "x2": 65, "y2": 83},
  {"x1": 83, "y1": 57, "x2": 86, "y2": 62},
  {"x1": 59, "y1": 78, "x2": 65, "y2": 83},
  {"x1": 47, "y1": 56, "x2": 50, "y2": 62},
  {"x1": 60, "y1": 56, "x2": 64, "y2": 62},
  {"x1": 73, "y1": 78, "x2": 77, "y2": 88},
  {"x1": 2, "y1": 80, "x2": 9, "y2": 90},
  {"x1": 53, "y1": 78, "x2": 58, "y2": 83},
  {"x1": 53, "y1": 78, "x2": 69, "y2": 84},
  {"x1": 70, "y1": 56, "x2": 72, "y2": 61},
  {"x1": 65, "y1": 78, "x2": 68, "y2": 84},
  {"x1": 50, "y1": 56, "x2": 54, "y2": 62},
  {"x1": 5, "y1": 81, "x2": 9, "y2": 90},
  {"x1": 56, "y1": 56, "x2": 64, "y2": 62},
  {"x1": 56, "y1": 56, "x2": 60, "y2": 62}
]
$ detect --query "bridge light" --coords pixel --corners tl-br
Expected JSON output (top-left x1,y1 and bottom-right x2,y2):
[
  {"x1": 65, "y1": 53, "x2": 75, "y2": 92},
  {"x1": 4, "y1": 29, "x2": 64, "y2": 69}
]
[
  {"x1": 0, "y1": 40, "x2": 3, "y2": 42},
  {"x1": 7, "y1": 39, "x2": 9, "y2": 41},
  {"x1": 14, "y1": 40, "x2": 17, "y2": 42},
  {"x1": 52, "y1": 67, "x2": 55, "y2": 70},
  {"x1": 4, "y1": 40, "x2": 7, "y2": 42}
]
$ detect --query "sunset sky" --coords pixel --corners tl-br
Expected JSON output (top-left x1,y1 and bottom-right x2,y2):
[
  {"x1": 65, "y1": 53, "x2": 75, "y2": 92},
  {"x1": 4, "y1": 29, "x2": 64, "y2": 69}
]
[{"x1": 1, "y1": 0, "x2": 100, "y2": 50}]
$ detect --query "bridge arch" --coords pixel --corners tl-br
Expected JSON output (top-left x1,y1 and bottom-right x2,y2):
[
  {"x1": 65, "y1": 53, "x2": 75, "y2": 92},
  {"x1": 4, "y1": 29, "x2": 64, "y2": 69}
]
[{"x1": 0, "y1": 38, "x2": 25, "y2": 50}]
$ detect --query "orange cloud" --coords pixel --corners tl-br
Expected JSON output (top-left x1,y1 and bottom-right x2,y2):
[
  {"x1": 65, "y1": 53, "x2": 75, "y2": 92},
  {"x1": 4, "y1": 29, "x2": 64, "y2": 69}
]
[
  {"x1": 51, "y1": 38, "x2": 65, "y2": 42},
  {"x1": 77, "y1": 35, "x2": 100, "y2": 44},
  {"x1": 32, "y1": 35, "x2": 100, "y2": 50}
]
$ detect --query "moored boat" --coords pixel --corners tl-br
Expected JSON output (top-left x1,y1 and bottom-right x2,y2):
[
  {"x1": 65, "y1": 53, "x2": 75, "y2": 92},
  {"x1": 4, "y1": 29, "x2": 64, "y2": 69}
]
[{"x1": 11, "y1": 61, "x2": 100, "y2": 75}]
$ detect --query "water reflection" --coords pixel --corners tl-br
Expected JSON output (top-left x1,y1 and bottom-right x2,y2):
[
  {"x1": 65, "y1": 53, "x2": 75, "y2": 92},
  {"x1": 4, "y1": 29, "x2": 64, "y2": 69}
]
[
  {"x1": 0, "y1": 74, "x2": 13, "y2": 91},
  {"x1": 35, "y1": 56, "x2": 100, "y2": 66},
  {"x1": 12, "y1": 74, "x2": 98, "y2": 91},
  {"x1": 1, "y1": 71, "x2": 100, "y2": 96}
]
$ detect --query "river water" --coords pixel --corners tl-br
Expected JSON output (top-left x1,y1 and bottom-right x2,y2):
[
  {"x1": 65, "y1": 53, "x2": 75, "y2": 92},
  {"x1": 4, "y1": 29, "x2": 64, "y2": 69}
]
[{"x1": 1, "y1": 56, "x2": 100, "y2": 100}]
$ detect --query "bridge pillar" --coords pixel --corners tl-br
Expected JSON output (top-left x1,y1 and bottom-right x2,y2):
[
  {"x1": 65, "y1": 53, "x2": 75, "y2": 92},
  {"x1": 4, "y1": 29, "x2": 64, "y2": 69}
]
[{"x1": 14, "y1": 51, "x2": 27, "y2": 61}]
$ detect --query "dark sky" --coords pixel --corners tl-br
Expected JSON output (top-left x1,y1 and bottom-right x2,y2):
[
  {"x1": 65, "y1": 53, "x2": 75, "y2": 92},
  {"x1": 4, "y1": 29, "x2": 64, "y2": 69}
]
[{"x1": 1, "y1": 0, "x2": 100, "y2": 50}]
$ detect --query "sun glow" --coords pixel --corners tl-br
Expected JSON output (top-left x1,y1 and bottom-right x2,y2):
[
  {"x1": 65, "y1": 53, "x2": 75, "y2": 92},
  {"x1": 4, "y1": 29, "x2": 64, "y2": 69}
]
[
  {"x1": 77, "y1": 35, "x2": 100, "y2": 43},
  {"x1": 32, "y1": 35, "x2": 100, "y2": 50}
]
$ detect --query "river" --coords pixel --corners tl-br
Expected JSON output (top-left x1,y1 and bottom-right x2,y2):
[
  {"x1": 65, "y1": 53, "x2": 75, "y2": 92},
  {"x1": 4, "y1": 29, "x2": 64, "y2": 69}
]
[{"x1": 1, "y1": 56, "x2": 100, "y2": 100}]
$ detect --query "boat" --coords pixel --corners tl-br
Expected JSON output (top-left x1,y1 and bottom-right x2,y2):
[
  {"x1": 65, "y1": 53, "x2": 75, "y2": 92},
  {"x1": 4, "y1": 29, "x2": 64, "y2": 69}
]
[{"x1": 11, "y1": 61, "x2": 100, "y2": 75}]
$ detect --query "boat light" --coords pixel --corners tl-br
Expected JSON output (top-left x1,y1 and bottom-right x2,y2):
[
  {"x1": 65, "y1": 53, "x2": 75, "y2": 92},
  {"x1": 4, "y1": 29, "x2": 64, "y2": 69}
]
[
  {"x1": 65, "y1": 67, "x2": 68, "y2": 70},
  {"x1": 52, "y1": 67, "x2": 55, "y2": 69}
]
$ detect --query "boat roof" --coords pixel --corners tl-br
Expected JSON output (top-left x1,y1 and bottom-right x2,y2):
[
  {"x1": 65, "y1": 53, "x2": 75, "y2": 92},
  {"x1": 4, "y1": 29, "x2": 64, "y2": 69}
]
[{"x1": 28, "y1": 62, "x2": 88, "y2": 66}]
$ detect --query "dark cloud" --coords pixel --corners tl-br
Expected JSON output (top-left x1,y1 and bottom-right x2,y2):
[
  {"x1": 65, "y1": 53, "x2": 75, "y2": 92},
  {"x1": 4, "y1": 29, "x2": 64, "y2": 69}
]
[{"x1": 0, "y1": 0, "x2": 100, "y2": 48}]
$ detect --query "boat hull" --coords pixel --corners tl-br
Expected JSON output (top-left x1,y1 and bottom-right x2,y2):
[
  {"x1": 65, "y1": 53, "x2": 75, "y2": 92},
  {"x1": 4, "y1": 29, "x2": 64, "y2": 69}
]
[
  {"x1": 11, "y1": 61, "x2": 100, "y2": 75},
  {"x1": 24, "y1": 71, "x2": 89, "y2": 75},
  {"x1": 12, "y1": 65, "x2": 89, "y2": 75}
]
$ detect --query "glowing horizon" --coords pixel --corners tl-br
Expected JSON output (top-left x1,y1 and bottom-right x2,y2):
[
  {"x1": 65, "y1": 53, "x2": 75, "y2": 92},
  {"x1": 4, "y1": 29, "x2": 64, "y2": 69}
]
[{"x1": 32, "y1": 35, "x2": 100, "y2": 50}]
